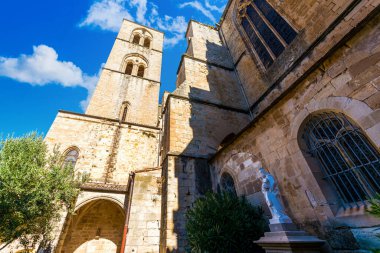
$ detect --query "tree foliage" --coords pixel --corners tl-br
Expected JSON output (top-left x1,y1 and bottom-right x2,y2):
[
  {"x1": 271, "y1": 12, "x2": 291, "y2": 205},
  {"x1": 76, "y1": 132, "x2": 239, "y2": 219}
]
[
  {"x1": 0, "y1": 133, "x2": 82, "y2": 250},
  {"x1": 186, "y1": 192, "x2": 268, "y2": 253}
]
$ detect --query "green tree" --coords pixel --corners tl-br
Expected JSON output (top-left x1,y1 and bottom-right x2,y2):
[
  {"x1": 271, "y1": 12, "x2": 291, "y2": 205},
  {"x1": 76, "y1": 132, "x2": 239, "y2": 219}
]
[
  {"x1": 0, "y1": 133, "x2": 82, "y2": 250},
  {"x1": 186, "y1": 192, "x2": 268, "y2": 253}
]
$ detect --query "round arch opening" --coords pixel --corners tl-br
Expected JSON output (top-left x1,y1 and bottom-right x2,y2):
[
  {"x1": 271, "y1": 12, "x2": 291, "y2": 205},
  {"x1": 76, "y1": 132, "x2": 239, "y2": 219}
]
[{"x1": 61, "y1": 199, "x2": 125, "y2": 253}]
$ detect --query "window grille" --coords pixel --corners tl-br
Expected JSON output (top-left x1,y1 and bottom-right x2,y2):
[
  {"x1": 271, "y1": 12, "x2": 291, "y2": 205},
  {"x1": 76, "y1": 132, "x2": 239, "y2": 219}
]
[
  {"x1": 238, "y1": 0, "x2": 297, "y2": 68},
  {"x1": 63, "y1": 149, "x2": 79, "y2": 168},
  {"x1": 220, "y1": 173, "x2": 237, "y2": 195},
  {"x1": 303, "y1": 112, "x2": 380, "y2": 207}
]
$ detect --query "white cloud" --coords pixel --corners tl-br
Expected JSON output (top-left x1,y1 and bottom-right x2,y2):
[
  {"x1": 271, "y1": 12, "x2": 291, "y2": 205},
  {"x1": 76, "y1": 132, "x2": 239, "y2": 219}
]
[
  {"x1": 79, "y1": 68, "x2": 102, "y2": 111},
  {"x1": 79, "y1": 0, "x2": 226, "y2": 46},
  {"x1": 205, "y1": 0, "x2": 225, "y2": 13},
  {"x1": 179, "y1": 1, "x2": 217, "y2": 23},
  {"x1": 80, "y1": 0, "x2": 189, "y2": 47},
  {"x1": 79, "y1": 0, "x2": 133, "y2": 32},
  {"x1": 130, "y1": 0, "x2": 148, "y2": 24},
  {"x1": 0, "y1": 45, "x2": 99, "y2": 111},
  {"x1": 156, "y1": 15, "x2": 187, "y2": 47}
]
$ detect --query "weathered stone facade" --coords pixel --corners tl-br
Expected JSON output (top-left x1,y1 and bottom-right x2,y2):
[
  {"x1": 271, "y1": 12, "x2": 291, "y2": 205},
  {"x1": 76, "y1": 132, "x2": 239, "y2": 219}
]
[
  {"x1": 45, "y1": 20, "x2": 164, "y2": 253},
  {"x1": 3, "y1": 1, "x2": 380, "y2": 252}
]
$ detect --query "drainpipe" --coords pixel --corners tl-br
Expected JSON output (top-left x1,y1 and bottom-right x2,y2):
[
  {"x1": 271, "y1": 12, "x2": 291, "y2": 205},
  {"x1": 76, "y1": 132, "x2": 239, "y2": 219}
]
[{"x1": 120, "y1": 172, "x2": 135, "y2": 253}]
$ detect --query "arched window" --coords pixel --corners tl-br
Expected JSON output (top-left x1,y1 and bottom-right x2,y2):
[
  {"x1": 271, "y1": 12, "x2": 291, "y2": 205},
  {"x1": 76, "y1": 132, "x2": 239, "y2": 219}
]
[
  {"x1": 143, "y1": 38, "x2": 151, "y2": 48},
  {"x1": 302, "y1": 112, "x2": 380, "y2": 207},
  {"x1": 220, "y1": 173, "x2": 237, "y2": 195},
  {"x1": 137, "y1": 65, "x2": 145, "y2": 77},
  {"x1": 237, "y1": 0, "x2": 297, "y2": 69},
  {"x1": 63, "y1": 148, "x2": 79, "y2": 168},
  {"x1": 132, "y1": 34, "x2": 141, "y2": 44},
  {"x1": 125, "y1": 62, "x2": 133, "y2": 75},
  {"x1": 120, "y1": 101, "x2": 129, "y2": 122}
]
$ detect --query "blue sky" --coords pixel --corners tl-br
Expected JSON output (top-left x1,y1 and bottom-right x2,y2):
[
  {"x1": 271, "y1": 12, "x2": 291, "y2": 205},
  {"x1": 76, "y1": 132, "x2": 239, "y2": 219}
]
[{"x1": 0, "y1": 0, "x2": 227, "y2": 137}]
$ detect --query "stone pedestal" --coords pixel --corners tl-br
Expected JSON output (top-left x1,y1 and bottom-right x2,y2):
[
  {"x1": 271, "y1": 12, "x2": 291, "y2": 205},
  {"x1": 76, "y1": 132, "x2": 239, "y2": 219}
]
[{"x1": 255, "y1": 222, "x2": 325, "y2": 253}]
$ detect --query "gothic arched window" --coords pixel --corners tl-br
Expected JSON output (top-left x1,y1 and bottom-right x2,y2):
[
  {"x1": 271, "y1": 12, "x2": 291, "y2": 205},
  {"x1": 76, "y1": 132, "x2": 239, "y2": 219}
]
[
  {"x1": 137, "y1": 65, "x2": 145, "y2": 78},
  {"x1": 63, "y1": 148, "x2": 79, "y2": 168},
  {"x1": 237, "y1": 0, "x2": 297, "y2": 69},
  {"x1": 302, "y1": 112, "x2": 380, "y2": 207},
  {"x1": 125, "y1": 62, "x2": 133, "y2": 75},
  {"x1": 143, "y1": 38, "x2": 151, "y2": 48},
  {"x1": 132, "y1": 34, "x2": 141, "y2": 44},
  {"x1": 220, "y1": 173, "x2": 237, "y2": 195}
]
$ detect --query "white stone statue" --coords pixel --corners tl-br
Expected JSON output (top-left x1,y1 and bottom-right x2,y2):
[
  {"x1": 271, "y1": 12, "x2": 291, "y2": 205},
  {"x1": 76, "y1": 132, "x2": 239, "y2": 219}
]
[{"x1": 254, "y1": 162, "x2": 292, "y2": 224}]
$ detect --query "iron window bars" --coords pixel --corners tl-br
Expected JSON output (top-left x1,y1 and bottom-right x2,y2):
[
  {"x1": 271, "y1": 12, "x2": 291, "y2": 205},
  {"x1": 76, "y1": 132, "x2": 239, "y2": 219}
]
[
  {"x1": 220, "y1": 173, "x2": 237, "y2": 195},
  {"x1": 303, "y1": 112, "x2": 380, "y2": 208}
]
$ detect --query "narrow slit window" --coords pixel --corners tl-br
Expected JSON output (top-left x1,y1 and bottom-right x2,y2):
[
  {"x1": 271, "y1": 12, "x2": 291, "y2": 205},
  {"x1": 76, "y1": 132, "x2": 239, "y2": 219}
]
[
  {"x1": 137, "y1": 65, "x2": 145, "y2": 77},
  {"x1": 121, "y1": 106, "x2": 128, "y2": 122},
  {"x1": 125, "y1": 62, "x2": 133, "y2": 75}
]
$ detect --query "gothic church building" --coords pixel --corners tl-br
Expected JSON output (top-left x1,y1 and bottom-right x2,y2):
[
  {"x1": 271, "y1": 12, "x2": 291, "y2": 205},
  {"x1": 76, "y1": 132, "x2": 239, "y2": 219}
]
[{"x1": 6, "y1": 0, "x2": 380, "y2": 252}]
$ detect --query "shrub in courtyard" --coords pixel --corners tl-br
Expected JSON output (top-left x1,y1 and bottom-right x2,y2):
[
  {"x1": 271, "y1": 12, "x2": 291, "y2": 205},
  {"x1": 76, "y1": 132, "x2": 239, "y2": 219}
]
[
  {"x1": 186, "y1": 191, "x2": 268, "y2": 253},
  {"x1": 368, "y1": 193, "x2": 380, "y2": 218}
]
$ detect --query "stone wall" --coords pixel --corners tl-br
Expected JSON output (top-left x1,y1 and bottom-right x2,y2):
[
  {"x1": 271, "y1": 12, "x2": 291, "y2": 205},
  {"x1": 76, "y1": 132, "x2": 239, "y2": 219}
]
[
  {"x1": 174, "y1": 57, "x2": 247, "y2": 110},
  {"x1": 86, "y1": 70, "x2": 160, "y2": 126},
  {"x1": 186, "y1": 21, "x2": 234, "y2": 69},
  {"x1": 86, "y1": 19, "x2": 162, "y2": 126},
  {"x1": 45, "y1": 111, "x2": 160, "y2": 185},
  {"x1": 164, "y1": 96, "x2": 249, "y2": 158},
  {"x1": 176, "y1": 21, "x2": 248, "y2": 110},
  {"x1": 220, "y1": 0, "x2": 379, "y2": 109},
  {"x1": 160, "y1": 156, "x2": 211, "y2": 253},
  {"x1": 211, "y1": 13, "x2": 380, "y2": 251},
  {"x1": 118, "y1": 19, "x2": 164, "y2": 57},
  {"x1": 125, "y1": 170, "x2": 162, "y2": 253}
]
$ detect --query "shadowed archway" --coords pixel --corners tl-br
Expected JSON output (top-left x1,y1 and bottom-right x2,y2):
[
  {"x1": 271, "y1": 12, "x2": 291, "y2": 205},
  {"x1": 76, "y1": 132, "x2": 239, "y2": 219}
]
[{"x1": 61, "y1": 199, "x2": 125, "y2": 253}]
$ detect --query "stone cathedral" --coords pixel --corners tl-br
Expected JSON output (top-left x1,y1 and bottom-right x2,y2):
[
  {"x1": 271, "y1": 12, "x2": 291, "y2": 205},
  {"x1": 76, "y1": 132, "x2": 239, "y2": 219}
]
[{"x1": 5, "y1": 0, "x2": 380, "y2": 252}]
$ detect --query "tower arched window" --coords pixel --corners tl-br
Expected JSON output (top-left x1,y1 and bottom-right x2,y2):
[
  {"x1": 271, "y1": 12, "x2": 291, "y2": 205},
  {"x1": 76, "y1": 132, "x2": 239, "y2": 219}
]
[
  {"x1": 143, "y1": 38, "x2": 151, "y2": 48},
  {"x1": 125, "y1": 62, "x2": 133, "y2": 75},
  {"x1": 132, "y1": 34, "x2": 141, "y2": 44},
  {"x1": 302, "y1": 112, "x2": 380, "y2": 207},
  {"x1": 137, "y1": 65, "x2": 145, "y2": 78},
  {"x1": 220, "y1": 173, "x2": 237, "y2": 195},
  {"x1": 63, "y1": 148, "x2": 79, "y2": 168}
]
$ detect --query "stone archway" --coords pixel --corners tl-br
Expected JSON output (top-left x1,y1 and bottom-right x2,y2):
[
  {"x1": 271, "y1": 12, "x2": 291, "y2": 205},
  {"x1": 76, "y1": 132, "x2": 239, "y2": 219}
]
[{"x1": 61, "y1": 199, "x2": 125, "y2": 253}]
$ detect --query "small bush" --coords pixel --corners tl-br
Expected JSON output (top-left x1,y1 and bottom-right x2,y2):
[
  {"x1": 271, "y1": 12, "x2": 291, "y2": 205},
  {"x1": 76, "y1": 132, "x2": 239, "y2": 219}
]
[
  {"x1": 368, "y1": 194, "x2": 380, "y2": 218},
  {"x1": 186, "y1": 192, "x2": 268, "y2": 253}
]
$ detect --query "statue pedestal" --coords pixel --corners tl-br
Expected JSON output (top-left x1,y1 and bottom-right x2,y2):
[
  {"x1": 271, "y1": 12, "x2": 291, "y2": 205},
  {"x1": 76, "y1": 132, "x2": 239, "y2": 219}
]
[{"x1": 255, "y1": 222, "x2": 325, "y2": 253}]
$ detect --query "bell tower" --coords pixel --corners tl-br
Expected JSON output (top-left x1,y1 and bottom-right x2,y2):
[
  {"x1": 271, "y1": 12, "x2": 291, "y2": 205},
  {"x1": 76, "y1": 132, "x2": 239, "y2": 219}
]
[{"x1": 86, "y1": 19, "x2": 164, "y2": 127}]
